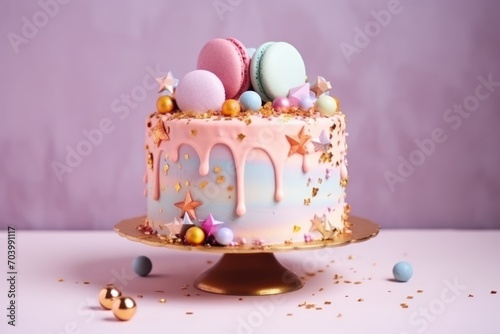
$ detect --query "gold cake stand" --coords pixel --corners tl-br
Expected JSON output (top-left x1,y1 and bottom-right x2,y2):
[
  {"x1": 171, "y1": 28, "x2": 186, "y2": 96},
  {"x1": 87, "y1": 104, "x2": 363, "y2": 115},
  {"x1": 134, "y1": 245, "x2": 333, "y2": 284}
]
[{"x1": 114, "y1": 216, "x2": 379, "y2": 296}]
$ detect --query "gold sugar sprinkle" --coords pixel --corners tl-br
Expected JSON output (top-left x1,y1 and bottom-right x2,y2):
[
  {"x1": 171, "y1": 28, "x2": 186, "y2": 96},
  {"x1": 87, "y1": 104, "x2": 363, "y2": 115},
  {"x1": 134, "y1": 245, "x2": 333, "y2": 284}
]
[
  {"x1": 185, "y1": 180, "x2": 190, "y2": 186},
  {"x1": 400, "y1": 303, "x2": 409, "y2": 309},
  {"x1": 304, "y1": 198, "x2": 311, "y2": 206},
  {"x1": 237, "y1": 133, "x2": 246, "y2": 141},
  {"x1": 244, "y1": 118, "x2": 252, "y2": 125},
  {"x1": 417, "y1": 290, "x2": 424, "y2": 293},
  {"x1": 315, "y1": 307, "x2": 323, "y2": 310},
  {"x1": 324, "y1": 301, "x2": 331, "y2": 305},
  {"x1": 468, "y1": 294, "x2": 474, "y2": 297},
  {"x1": 407, "y1": 296, "x2": 414, "y2": 299},
  {"x1": 159, "y1": 298, "x2": 166, "y2": 303},
  {"x1": 337, "y1": 313, "x2": 342, "y2": 318},
  {"x1": 217, "y1": 175, "x2": 226, "y2": 184},
  {"x1": 163, "y1": 164, "x2": 170, "y2": 175},
  {"x1": 200, "y1": 181, "x2": 208, "y2": 189},
  {"x1": 174, "y1": 182, "x2": 182, "y2": 192},
  {"x1": 155, "y1": 290, "x2": 165, "y2": 293},
  {"x1": 164, "y1": 153, "x2": 169, "y2": 160},
  {"x1": 184, "y1": 153, "x2": 190, "y2": 160},
  {"x1": 293, "y1": 225, "x2": 301, "y2": 233},
  {"x1": 227, "y1": 185, "x2": 234, "y2": 192},
  {"x1": 286, "y1": 313, "x2": 293, "y2": 316},
  {"x1": 214, "y1": 166, "x2": 221, "y2": 173},
  {"x1": 58, "y1": 278, "x2": 64, "y2": 282},
  {"x1": 344, "y1": 280, "x2": 352, "y2": 284},
  {"x1": 312, "y1": 187, "x2": 319, "y2": 197},
  {"x1": 354, "y1": 281, "x2": 362, "y2": 285},
  {"x1": 161, "y1": 184, "x2": 165, "y2": 192},
  {"x1": 190, "y1": 129, "x2": 198, "y2": 137}
]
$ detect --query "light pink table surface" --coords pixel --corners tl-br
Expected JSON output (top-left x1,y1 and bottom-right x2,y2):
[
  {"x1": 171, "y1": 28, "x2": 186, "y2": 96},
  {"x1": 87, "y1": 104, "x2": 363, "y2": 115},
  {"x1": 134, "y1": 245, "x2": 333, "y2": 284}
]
[{"x1": 1, "y1": 229, "x2": 499, "y2": 334}]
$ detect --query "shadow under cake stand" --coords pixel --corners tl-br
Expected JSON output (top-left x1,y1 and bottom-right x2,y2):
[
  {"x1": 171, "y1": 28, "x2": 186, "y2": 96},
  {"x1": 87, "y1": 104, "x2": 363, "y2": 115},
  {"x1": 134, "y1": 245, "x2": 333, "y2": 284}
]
[{"x1": 114, "y1": 216, "x2": 379, "y2": 296}]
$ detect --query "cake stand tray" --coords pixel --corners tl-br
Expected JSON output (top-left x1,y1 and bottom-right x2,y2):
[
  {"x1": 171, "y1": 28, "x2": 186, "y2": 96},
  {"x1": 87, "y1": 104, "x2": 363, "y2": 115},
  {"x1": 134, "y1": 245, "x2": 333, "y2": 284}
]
[{"x1": 114, "y1": 216, "x2": 379, "y2": 295}]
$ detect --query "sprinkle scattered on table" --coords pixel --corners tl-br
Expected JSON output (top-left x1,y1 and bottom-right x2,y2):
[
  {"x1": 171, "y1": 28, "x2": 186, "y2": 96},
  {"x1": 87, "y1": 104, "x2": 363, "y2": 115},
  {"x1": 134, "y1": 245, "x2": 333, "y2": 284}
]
[
  {"x1": 400, "y1": 303, "x2": 409, "y2": 309},
  {"x1": 491, "y1": 290, "x2": 497, "y2": 294},
  {"x1": 407, "y1": 296, "x2": 414, "y2": 299},
  {"x1": 417, "y1": 290, "x2": 424, "y2": 293},
  {"x1": 468, "y1": 294, "x2": 474, "y2": 298},
  {"x1": 186, "y1": 312, "x2": 193, "y2": 315},
  {"x1": 58, "y1": 278, "x2": 64, "y2": 282},
  {"x1": 159, "y1": 298, "x2": 166, "y2": 303}
]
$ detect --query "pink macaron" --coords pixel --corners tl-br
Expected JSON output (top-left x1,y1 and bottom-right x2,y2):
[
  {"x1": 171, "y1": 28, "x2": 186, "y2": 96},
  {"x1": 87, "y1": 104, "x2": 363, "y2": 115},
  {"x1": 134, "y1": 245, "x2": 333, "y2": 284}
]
[
  {"x1": 197, "y1": 37, "x2": 250, "y2": 100},
  {"x1": 175, "y1": 70, "x2": 226, "y2": 114}
]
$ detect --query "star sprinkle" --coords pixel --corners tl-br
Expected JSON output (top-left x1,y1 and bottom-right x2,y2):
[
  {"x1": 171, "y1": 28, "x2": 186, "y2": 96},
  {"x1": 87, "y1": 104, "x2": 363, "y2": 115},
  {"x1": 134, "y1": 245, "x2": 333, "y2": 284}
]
[
  {"x1": 310, "y1": 76, "x2": 332, "y2": 97},
  {"x1": 310, "y1": 214, "x2": 329, "y2": 238},
  {"x1": 288, "y1": 83, "x2": 311, "y2": 105},
  {"x1": 200, "y1": 214, "x2": 223, "y2": 237},
  {"x1": 174, "y1": 191, "x2": 202, "y2": 220},
  {"x1": 286, "y1": 126, "x2": 311, "y2": 157},
  {"x1": 152, "y1": 120, "x2": 170, "y2": 147},
  {"x1": 164, "y1": 218, "x2": 182, "y2": 238},
  {"x1": 312, "y1": 130, "x2": 330, "y2": 153},
  {"x1": 156, "y1": 71, "x2": 177, "y2": 95}
]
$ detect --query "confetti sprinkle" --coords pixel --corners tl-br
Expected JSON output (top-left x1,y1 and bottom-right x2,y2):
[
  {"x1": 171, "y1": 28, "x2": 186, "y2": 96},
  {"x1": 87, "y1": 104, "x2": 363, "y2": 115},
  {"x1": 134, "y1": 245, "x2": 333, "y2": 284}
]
[
  {"x1": 293, "y1": 225, "x2": 301, "y2": 233},
  {"x1": 83, "y1": 281, "x2": 90, "y2": 285},
  {"x1": 184, "y1": 154, "x2": 190, "y2": 160},
  {"x1": 304, "y1": 198, "x2": 311, "y2": 206},
  {"x1": 407, "y1": 296, "x2": 414, "y2": 299},
  {"x1": 337, "y1": 313, "x2": 342, "y2": 318},
  {"x1": 227, "y1": 185, "x2": 234, "y2": 191},
  {"x1": 163, "y1": 164, "x2": 170, "y2": 175},
  {"x1": 468, "y1": 294, "x2": 474, "y2": 298},
  {"x1": 357, "y1": 298, "x2": 364, "y2": 302},
  {"x1": 417, "y1": 290, "x2": 424, "y2": 293},
  {"x1": 324, "y1": 301, "x2": 331, "y2": 305},
  {"x1": 312, "y1": 187, "x2": 319, "y2": 197},
  {"x1": 286, "y1": 313, "x2": 293, "y2": 316},
  {"x1": 185, "y1": 180, "x2": 190, "y2": 186}
]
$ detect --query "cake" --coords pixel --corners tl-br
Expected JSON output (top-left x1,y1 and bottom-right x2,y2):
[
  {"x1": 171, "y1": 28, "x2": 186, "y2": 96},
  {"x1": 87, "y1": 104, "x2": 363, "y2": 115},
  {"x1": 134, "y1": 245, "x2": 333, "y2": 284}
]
[{"x1": 142, "y1": 38, "x2": 350, "y2": 248}]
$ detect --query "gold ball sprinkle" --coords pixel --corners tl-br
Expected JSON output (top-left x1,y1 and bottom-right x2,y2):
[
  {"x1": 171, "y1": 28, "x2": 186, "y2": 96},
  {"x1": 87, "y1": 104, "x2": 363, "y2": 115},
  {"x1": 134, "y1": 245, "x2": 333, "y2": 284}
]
[
  {"x1": 156, "y1": 95, "x2": 176, "y2": 114},
  {"x1": 221, "y1": 99, "x2": 241, "y2": 117},
  {"x1": 185, "y1": 226, "x2": 205, "y2": 245},
  {"x1": 112, "y1": 296, "x2": 137, "y2": 321},
  {"x1": 98, "y1": 285, "x2": 122, "y2": 310}
]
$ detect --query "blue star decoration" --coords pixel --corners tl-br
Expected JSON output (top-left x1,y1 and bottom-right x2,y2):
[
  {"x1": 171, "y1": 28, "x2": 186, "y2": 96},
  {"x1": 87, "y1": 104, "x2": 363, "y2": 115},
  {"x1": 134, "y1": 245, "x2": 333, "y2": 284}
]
[
  {"x1": 312, "y1": 130, "x2": 330, "y2": 153},
  {"x1": 200, "y1": 214, "x2": 223, "y2": 237}
]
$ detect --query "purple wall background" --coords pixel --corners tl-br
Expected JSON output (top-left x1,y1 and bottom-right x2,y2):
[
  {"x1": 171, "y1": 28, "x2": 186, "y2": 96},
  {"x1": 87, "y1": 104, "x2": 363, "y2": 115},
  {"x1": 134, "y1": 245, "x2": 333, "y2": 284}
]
[{"x1": 1, "y1": 0, "x2": 499, "y2": 230}]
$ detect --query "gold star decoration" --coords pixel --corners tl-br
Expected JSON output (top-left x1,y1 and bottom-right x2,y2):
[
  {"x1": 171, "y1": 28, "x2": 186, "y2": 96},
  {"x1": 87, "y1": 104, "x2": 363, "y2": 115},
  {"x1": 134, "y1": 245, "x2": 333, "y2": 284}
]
[
  {"x1": 310, "y1": 214, "x2": 329, "y2": 238},
  {"x1": 174, "y1": 191, "x2": 202, "y2": 220},
  {"x1": 156, "y1": 71, "x2": 176, "y2": 94},
  {"x1": 311, "y1": 76, "x2": 332, "y2": 97},
  {"x1": 164, "y1": 218, "x2": 182, "y2": 238},
  {"x1": 286, "y1": 126, "x2": 311, "y2": 157},
  {"x1": 152, "y1": 120, "x2": 170, "y2": 148}
]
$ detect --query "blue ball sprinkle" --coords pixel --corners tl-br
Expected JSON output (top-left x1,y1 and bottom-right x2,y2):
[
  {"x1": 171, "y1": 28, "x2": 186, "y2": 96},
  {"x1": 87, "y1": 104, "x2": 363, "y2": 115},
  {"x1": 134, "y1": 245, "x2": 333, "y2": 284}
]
[
  {"x1": 132, "y1": 256, "x2": 152, "y2": 277},
  {"x1": 239, "y1": 91, "x2": 262, "y2": 112},
  {"x1": 393, "y1": 261, "x2": 413, "y2": 282}
]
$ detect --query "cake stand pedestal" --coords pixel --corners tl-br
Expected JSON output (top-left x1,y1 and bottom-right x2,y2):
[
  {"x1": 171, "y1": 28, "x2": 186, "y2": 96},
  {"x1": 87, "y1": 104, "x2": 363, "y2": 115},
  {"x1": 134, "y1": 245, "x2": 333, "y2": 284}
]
[{"x1": 114, "y1": 216, "x2": 379, "y2": 296}]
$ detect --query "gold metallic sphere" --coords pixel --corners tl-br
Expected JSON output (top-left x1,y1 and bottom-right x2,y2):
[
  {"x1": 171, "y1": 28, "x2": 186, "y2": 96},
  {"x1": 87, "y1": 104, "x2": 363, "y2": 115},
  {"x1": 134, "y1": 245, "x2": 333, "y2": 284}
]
[
  {"x1": 185, "y1": 226, "x2": 205, "y2": 245},
  {"x1": 98, "y1": 285, "x2": 122, "y2": 310},
  {"x1": 156, "y1": 95, "x2": 176, "y2": 114},
  {"x1": 221, "y1": 99, "x2": 241, "y2": 117},
  {"x1": 112, "y1": 296, "x2": 137, "y2": 321},
  {"x1": 333, "y1": 96, "x2": 341, "y2": 111}
]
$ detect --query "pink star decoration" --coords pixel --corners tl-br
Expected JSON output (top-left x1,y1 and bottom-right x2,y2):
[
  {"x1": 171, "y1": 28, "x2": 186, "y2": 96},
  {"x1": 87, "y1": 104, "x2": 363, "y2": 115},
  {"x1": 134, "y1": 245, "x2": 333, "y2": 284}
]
[
  {"x1": 200, "y1": 214, "x2": 223, "y2": 237},
  {"x1": 311, "y1": 76, "x2": 332, "y2": 97}
]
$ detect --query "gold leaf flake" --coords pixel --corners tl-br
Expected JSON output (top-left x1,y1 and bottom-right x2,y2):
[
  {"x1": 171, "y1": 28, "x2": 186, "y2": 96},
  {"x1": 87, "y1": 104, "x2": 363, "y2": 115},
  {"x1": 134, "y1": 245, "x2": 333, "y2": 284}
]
[
  {"x1": 237, "y1": 133, "x2": 246, "y2": 141},
  {"x1": 185, "y1": 180, "x2": 190, "y2": 186},
  {"x1": 324, "y1": 301, "x2": 331, "y2": 305},
  {"x1": 164, "y1": 153, "x2": 169, "y2": 160},
  {"x1": 217, "y1": 175, "x2": 225, "y2": 184},
  {"x1": 174, "y1": 182, "x2": 182, "y2": 192},
  {"x1": 184, "y1": 153, "x2": 190, "y2": 160},
  {"x1": 190, "y1": 129, "x2": 198, "y2": 137},
  {"x1": 417, "y1": 290, "x2": 424, "y2": 293},
  {"x1": 357, "y1": 298, "x2": 364, "y2": 302},
  {"x1": 304, "y1": 198, "x2": 311, "y2": 206},
  {"x1": 400, "y1": 303, "x2": 409, "y2": 309},
  {"x1": 227, "y1": 185, "x2": 234, "y2": 192},
  {"x1": 161, "y1": 184, "x2": 165, "y2": 192},
  {"x1": 287, "y1": 313, "x2": 293, "y2": 316},
  {"x1": 407, "y1": 296, "x2": 413, "y2": 299},
  {"x1": 293, "y1": 225, "x2": 301, "y2": 233},
  {"x1": 186, "y1": 312, "x2": 193, "y2": 315},
  {"x1": 147, "y1": 152, "x2": 153, "y2": 170},
  {"x1": 200, "y1": 181, "x2": 208, "y2": 189},
  {"x1": 312, "y1": 187, "x2": 319, "y2": 197},
  {"x1": 244, "y1": 118, "x2": 252, "y2": 125},
  {"x1": 214, "y1": 166, "x2": 221, "y2": 173},
  {"x1": 83, "y1": 281, "x2": 90, "y2": 285},
  {"x1": 163, "y1": 164, "x2": 170, "y2": 175},
  {"x1": 340, "y1": 178, "x2": 348, "y2": 187}
]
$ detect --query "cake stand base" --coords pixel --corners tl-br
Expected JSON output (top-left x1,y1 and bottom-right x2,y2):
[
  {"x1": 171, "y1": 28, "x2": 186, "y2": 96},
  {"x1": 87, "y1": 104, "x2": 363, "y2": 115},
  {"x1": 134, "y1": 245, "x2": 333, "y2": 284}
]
[{"x1": 195, "y1": 253, "x2": 302, "y2": 295}]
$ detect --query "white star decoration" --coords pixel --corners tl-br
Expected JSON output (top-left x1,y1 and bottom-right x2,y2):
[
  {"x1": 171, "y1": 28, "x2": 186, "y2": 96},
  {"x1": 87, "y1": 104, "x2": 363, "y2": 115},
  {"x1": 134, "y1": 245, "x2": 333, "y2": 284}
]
[
  {"x1": 312, "y1": 130, "x2": 330, "y2": 153},
  {"x1": 164, "y1": 218, "x2": 182, "y2": 238}
]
